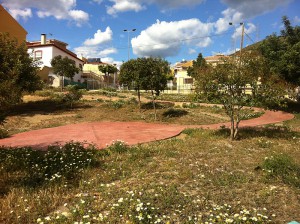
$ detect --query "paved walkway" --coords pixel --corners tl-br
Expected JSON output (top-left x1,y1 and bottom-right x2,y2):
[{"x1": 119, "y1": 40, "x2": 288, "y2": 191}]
[{"x1": 0, "y1": 109, "x2": 294, "y2": 149}]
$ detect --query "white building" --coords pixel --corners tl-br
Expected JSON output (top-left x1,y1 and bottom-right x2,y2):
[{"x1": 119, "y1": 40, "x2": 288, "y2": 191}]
[{"x1": 27, "y1": 34, "x2": 84, "y2": 87}]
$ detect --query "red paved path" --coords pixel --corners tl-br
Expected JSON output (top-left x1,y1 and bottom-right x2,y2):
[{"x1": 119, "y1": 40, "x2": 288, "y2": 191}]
[{"x1": 0, "y1": 109, "x2": 294, "y2": 149}]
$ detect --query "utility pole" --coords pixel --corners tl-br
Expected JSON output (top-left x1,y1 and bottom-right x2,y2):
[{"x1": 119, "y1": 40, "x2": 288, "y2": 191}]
[{"x1": 240, "y1": 22, "x2": 245, "y2": 59}]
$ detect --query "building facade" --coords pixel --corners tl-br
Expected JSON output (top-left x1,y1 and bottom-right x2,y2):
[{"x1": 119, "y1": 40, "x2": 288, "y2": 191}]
[
  {"x1": 0, "y1": 4, "x2": 27, "y2": 44},
  {"x1": 27, "y1": 34, "x2": 84, "y2": 87}
]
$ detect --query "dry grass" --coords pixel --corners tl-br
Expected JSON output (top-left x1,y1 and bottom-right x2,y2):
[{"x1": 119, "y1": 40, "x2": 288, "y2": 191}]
[
  {"x1": 0, "y1": 90, "x2": 300, "y2": 223},
  {"x1": 4, "y1": 92, "x2": 229, "y2": 135}
]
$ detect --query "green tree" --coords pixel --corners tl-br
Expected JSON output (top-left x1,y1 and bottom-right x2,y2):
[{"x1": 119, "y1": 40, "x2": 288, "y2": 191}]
[
  {"x1": 142, "y1": 57, "x2": 170, "y2": 120},
  {"x1": 119, "y1": 59, "x2": 144, "y2": 109},
  {"x1": 194, "y1": 51, "x2": 287, "y2": 140},
  {"x1": 259, "y1": 16, "x2": 300, "y2": 93},
  {"x1": 62, "y1": 85, "x2": 83, "y2": 108},
  {"x1": 98, "y1": 64, "x2": 118, "y2": 86},
  {"x1": 119, "y1": 57, "x2": 170, "y2": 118},
  {"x1": 50, "y1": 55, "x2": 80, "y2": 91},
  {"x1": 187, "y1": 53, "x2": 207, "y2": 78},
  {"x1": 0, "y1": 33, "x2": 41, "y2": 124}
]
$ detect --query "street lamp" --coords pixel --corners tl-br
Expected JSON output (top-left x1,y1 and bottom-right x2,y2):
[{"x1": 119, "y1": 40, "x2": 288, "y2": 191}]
[
  {"x1": 123, "y1": 28, "x2": 136, "y2": 61},
  {"x1": 229, "y1": 22, "x2": 244, "y2": 59}
]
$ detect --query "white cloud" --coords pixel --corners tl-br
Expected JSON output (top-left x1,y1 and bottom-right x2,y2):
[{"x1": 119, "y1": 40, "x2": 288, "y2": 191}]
[
  {"x1": 132, "y1": 19, "x2": 214, "y2": 58},
  {"x1": 92, "y1": 0, "x2": 103, "y2": 4},
  {"x1": 105, "y1": 0, "x2": 205, "y2": 16},
  {"x1": 188, "y1": 48, "x2": 196, "y2": 54},
  {"x1": 294, "y1": 16, "x2": 300, "y2": 24},
  {"x1": 231, "y1": 23, "x2": 256, "y2": 40},
  {"x1": 68, "y1": 10, "x2": 90, "y2": 26},
  {"x1": 99, "y1": 47, "x2": 117, "y2": 56},
  {"x1": 215, "y1": 8, "x2": 243, "y2": 34},
  {"x1": 8, "y1": 8, "x2": 32, "y2": 20},
  {"x1": 83, "y1": 27, "x2": 113, "y2": 46},
  {"x1": 148, "y1": 0, "x2": 205, "y2": 9},
  {"x1": 1, "y1": 0, "x2": 89, "y2": 25},
  {"x1": 74, "y1": 28, "x2": 116, "y2": 60},
  {"x1": 74, "y1": 46, "x2": 117, "y2": 58},
  {"x1": 106, "y1": 0, "x2": 145, "y2": 16},
  {"x1": 221, "y1": 0, "x2": 292, "y2": 19}
]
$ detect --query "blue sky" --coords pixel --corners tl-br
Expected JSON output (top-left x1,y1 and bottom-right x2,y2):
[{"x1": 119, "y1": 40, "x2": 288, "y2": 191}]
[{"x1": 1, "y1": 0, "x2": 299, "y2": 66}]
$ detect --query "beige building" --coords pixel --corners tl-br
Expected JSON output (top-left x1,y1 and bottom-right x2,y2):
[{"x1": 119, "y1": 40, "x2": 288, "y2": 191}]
[
  {"x1": 170, "y1": 54, "x2": 229, "y2": 94},
  {"x1": 0, "y1": 4, "x2": 27, "y2": 44}
]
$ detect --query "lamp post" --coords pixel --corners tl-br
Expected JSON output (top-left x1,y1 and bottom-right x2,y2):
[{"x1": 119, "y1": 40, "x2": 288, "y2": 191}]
[
  {"x1": 229, "y1": 22, "x2": 244, "y2": 59},
  {"x1": 123, "y1": 28, "x2": 136, "y2": 61}
]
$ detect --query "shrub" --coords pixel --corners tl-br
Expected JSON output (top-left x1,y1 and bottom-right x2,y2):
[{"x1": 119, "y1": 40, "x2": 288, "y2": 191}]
[
  {"x1": 0, "y1": 127, "x2": 9, "y2": 139},
  {"x1": 106, "y1": 100, "x2": 126, "y2": 109},
  {"x1": 107, "y1": 140, "x2": 129, "y2": 154},
  {"x1": 163, "y1": 108, "x2": 188, "y2": 118},
  {"x1": 0, "y1": 141, "x2": 98, "y2": 186},
  {"x1": 182, "y1": 102, "x2": 199, "y2": 108},
  {"x1": 262, "y1": 153, "x2": 300, "y2": 188},
  {"x1": 62, "y1": 85, "x2": 83, "y2": 108},
  {"x1": 103, "y1": 87, "x2": 117, "y2": 92}
]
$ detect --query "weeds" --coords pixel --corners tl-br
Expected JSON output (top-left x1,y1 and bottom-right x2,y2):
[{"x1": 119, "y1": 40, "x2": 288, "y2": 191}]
[
  {"x1": 0, "y1": 141, "x2": 98, "y2": 187},
  {"x1": 262, "y1": 153, "x2": 300, "y2": 188},
  {"x1": 0, "y1": 127, "x2": 9, "y2": 139},
  {"x1": 162, "y1": 108, "x2": 188, "y2": 118}
]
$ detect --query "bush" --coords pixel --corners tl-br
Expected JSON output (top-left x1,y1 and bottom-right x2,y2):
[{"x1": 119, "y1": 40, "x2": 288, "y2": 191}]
[
  {"x1": 61, "y1": 85, "x2": 83, "y2": 108},
  {"x1": 106, "y1": 140, "x2": 129, "y2": 154},
  {"x1": 106, "y1": 100, "x2": 126, "y2": 109},
  {"x1": 0, "y1": 141, "x2": 98, "y2": 186},
  {"x1": 262, "y1": 153, "x2": 300, "y2": 188},
  {"x1": 0, "y1": 127, "x2": 9, "y2": 139},
  {"x1": 163, "y1": 108, "x2": 188, "y2": 118},
  {"x1": 182, "y1": 102, "x2": 199, "y2": 108}
]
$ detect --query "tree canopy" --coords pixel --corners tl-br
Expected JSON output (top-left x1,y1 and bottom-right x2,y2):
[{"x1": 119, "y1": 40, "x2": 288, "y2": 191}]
[
  {"x1": 119, "y1": 57, "x2": 170, "y2": 116},
  {"x1": 259, "y1": 16, "x2": 300, "y2": 87},
  {"x1": 98, "y1": 64, "x2": 118, "y2": 75},
  {"x1": 0, "y1": 33, "x2": 41, "y2": 123},
  {"x1": 51, "y1": 55, "x2": 80, "y2": 90},
  {"x1": 187, "y1": 53, "x2": 207, "y2": 78},
  {"x1": 194, "y1": 51, "x2": 287, "y2": 140}
]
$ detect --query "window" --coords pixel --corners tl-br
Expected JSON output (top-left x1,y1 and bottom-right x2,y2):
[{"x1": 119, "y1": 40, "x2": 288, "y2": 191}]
[
  {"x1": 184, "y1": 78, "x2": 193, "y2": 84},
  {"x1": 34, "y1": 50, "x2": 42, "y2": 59}
]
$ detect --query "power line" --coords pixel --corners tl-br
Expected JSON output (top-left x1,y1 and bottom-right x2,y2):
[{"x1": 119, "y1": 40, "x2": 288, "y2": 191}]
[{"x1": 114, "y1": 31, "x2": 232, "y2": 50}]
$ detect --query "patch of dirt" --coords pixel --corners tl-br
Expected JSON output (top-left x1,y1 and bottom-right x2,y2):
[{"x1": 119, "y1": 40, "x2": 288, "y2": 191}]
[
  {"x1": 22, "y1": 114, "x2": 76, "y2": 125},
  {"x1": 23, "y1": 95, "x2": 49, "y2": 102}
]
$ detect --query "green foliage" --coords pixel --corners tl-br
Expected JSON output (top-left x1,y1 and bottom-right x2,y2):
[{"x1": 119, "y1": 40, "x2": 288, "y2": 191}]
[
  {"x1": 262, "y1": 153, "x2": 300, "y2": 188},
  {"x1": 50, "y1": 55, "x2": 80, "y2": 90},
  {"x1": 0, "y1": 127, "x2": 9, "y2": 139},
  {"x1": 119, "y1": 57, "x2": 171, "y2": 113},
  {"x1": 0, "y1": 33, "x2": 41, "y2": 124},
  {"x1": 106, "y1": 99, "x2": 126, "y2": 109},
  {"x1": 98, "y1": 64, "x2": 118, "y2": 75},
  {"x1": 0, "y1": 141, "x2": 98, "y2": 186},
  {"x1": 63, "y1": 85, "x2": 83, "y2": 108},
  {"x1": 163, "y1": 108, "x2": 188, "y2": 118},
  {"x1": 187, "y1": 53, "x2": 207, "y2": 78},
  {"x1": 182, "y1": 102, "x2": 199, "y2": 108},
  {"x1": 194, "y1": 51, "x2": 287, "y2": 140},
  {"x1": 103, "y1": 86, "x2": 117, "y2": 92},
  {"x1": 106, "y1": 140, "x2": 129, "y2": 154},
  {"x1": 259, "y1": 16, "x2": 300, "y2": 87}
]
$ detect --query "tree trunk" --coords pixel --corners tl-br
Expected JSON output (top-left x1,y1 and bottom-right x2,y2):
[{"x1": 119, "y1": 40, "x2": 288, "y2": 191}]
[
  {"x1": 151, "y1": 90, "x2": 157, "y2": 121},
  {"x1": 233, "y1": 115, "x2": 241, "y2": 140},
  {"x1": 230, "y1": 116, "x2": 235, "y2": 141},
  {"x1": 137, "y1": 87, "x2": 141, "y2": 112},
  {"x1": 61, "y1": 75, "x2": 64, "y2": 92}
]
